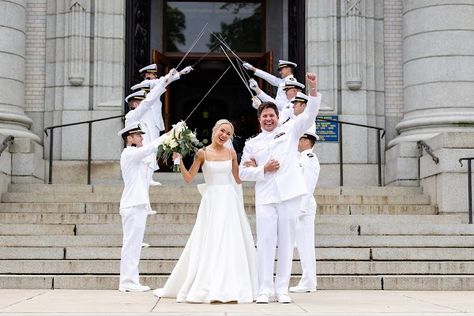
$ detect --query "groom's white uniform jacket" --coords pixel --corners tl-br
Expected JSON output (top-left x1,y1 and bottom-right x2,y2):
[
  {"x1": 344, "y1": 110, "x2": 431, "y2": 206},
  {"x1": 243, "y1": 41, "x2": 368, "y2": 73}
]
[{"x1": 239, "y1": 93, "x2": 322, "y2": 204}]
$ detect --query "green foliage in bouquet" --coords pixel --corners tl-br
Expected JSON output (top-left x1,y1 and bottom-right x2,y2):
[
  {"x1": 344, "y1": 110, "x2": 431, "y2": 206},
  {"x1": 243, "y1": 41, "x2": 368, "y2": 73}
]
[{"x1": 156, "y1": 121, "x2": 203, "y2": 169}]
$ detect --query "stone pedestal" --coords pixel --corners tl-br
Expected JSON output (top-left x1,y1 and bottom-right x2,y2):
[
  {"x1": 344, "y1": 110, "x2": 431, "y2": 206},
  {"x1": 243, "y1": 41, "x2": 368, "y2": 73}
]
[
  {"x1": 0, "y1": 137, "x2": 45, "y2": 194},
  {"x1": 385, "y1": 141, "x2": 419, "y2": 187},
  {"x1": 9, "y1": 138, "x2": 45, "y2": 184},
  {"x1": 420, "y1": 132, "x2": 474, "y2": 214}
]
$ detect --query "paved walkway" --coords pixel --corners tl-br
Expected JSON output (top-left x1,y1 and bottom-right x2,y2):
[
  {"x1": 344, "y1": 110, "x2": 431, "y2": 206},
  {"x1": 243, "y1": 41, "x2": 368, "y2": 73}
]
[{"x1": 1, "y1": 290, "x2": 474, "y2": 315}]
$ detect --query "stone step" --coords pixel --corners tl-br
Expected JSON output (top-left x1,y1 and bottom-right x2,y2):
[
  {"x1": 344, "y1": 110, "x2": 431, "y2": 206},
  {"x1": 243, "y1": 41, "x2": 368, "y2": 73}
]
[
  {"x1": 359, "y1": 223, "x2": 474, "y2": 235},
  {"x1": 1, "y1": 192, "x2": 431, "y2": 205},
  {"x1": 0, "y1": 247, "x2": 371, "y2": 260},
  {"x1": 0, "y1": 203, "x2": 86, "y2": 213},
  {"x1": 0, "y1": 202, "x2": 439, "y2": 215},
  {"x1": 8, "y1": 183, "x2": 423, "y2": 196},
  {"x1": 2, "y1": 274, "x2": 473, "y2": 290},
  {"x1": 0, "y1": 247, "x2": 65, "y2": 260},
  {"x1": 0, "y1": 224, "x2": 75, "y2": 235},
  {"x1": 3, "y1": 235, "x2": 474, "y2": 248},
  {"x1": 72, "y1": 223, "x2": 474, "y2": 236},
  {"x1": 371, "y1": 248, "x2": 474, "y2": 260},
  {"x1": 0, "y1": 213, "x2": 461, "y2": 225},
  {"x1": 4, "y1": 246, "x2": 474, "y2": 261},
  {"x1": 2, "y1": 260, "x2": 474, "y2": 275},
  {"x1": 73, "y1": 223, "x2": 359, "y2": 236}
]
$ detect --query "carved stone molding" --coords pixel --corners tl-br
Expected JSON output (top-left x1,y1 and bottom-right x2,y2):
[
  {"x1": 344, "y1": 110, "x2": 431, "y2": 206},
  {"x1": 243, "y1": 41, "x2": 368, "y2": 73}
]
[
  {"x1": 67, "y1": 0, "x2": 88, "y2": 86},
  {"x1": 344, "y1": 0, "x2": 362, "y2": 90}
]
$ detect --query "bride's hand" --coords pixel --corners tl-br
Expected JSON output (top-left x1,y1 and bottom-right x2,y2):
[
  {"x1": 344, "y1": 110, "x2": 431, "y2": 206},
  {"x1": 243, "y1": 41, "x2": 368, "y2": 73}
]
[{"x1": 172, "y1": 152, "x2": 181, "y2": 160}]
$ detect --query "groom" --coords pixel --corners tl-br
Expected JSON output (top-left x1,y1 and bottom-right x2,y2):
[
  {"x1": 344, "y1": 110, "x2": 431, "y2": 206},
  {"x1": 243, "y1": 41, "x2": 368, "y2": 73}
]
[{"x1": 239, "y1": 73, "x2": 321, "y2": 303}]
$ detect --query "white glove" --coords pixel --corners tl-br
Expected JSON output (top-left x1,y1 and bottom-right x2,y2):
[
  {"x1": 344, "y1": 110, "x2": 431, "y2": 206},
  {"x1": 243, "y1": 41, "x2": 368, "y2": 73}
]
[
  {"x1": 147, "y1": 79, "x2": 157, "y2": 89},
  {"x1": 180, "y1": 66, "x2": 193, "y2": 75},
  {"x1": 165, "y1": 68, "x2": 180, "y2": 85},
  {"x1": 249, "y1": 79, "x2": 258, "y2": 91},
  {"x1": 242, "y1": 62, "x2": 254, "y2": 71},
  {"x1": 252, "y1": 96, "x2": 262, "y2": 109}
]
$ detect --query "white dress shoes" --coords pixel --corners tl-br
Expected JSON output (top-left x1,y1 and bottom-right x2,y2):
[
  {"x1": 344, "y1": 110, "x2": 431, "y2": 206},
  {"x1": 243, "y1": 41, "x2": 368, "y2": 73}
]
[
  {"x1": 277, "y1": 294, "x2": 292, "y2": 304},
  {"x1": 289, "y1": 285, "x2": 316, "y2": 293},
  {"x1": 255, "y1": 294, "x2": 269, "y2": 304},
  {"x1": 119, "y1": 284, "x2": 150, "y2": 292},
  {"x1": 141, "y1": 243, "x2": 150, "y2": 248},
  {"x1": 150, "y1": 180, "x2": 162, "y2": 186},
  {"x1": 147, "y1": 210, "x2": 157, "y2": 215}
]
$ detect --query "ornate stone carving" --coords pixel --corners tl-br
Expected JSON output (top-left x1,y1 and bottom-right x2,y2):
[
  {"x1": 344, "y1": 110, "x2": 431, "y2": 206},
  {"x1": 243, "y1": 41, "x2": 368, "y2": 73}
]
[
  {"x1": 345, "y1": 0, "x2": 362, "y2": 90},
  {"x1": 67, "y1": 0, "x2": 88, "y2": 86},
  {"x1": 346, "y1": 0, "x2": 361, "y2": 16}
]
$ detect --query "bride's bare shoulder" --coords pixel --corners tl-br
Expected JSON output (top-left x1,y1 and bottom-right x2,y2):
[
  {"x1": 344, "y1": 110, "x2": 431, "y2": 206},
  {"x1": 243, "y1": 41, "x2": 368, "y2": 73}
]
[{"x1": 194, "y1": 148, "x2": 205, "y2": 161}]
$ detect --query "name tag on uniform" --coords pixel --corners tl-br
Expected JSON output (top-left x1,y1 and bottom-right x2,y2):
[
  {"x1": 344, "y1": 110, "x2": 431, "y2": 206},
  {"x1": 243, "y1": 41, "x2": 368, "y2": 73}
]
[{"x1": 274, "y1": 132, "x2": 286, "y2": 139}]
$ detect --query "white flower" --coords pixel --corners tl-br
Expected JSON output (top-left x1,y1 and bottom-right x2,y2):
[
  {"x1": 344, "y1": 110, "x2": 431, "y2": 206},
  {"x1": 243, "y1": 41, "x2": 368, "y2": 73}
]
[
  {"x1": 162, "y1": 134, "x2": 172, "y2": 145},
  {"x1": 188, "y1": 132, "x2": 197, "y2": 142},
  {"x1": 172, "y1": 121, "x2": 186, "y2": 135},
  {"x1": 169, "y1": 139, "x2": 179, "y2": 148}
]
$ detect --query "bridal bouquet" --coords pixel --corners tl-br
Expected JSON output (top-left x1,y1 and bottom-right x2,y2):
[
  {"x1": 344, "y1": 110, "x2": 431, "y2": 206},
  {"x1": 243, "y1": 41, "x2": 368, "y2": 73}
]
[{"x1": 157, "y1": 121, "x2": 203, "y2": 171}]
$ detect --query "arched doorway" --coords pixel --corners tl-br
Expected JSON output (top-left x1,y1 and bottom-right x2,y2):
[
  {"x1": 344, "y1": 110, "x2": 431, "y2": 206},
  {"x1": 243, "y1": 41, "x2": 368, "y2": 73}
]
[{"x1": 125, "y1": 0, "x2": 306, "y2": 154}]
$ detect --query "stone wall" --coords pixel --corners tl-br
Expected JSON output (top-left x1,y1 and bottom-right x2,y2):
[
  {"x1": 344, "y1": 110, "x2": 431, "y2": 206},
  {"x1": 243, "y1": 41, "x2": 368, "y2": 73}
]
[
  {"x1": 44, "y1": 0, "x2": 124, "y2": 161},
  {"x1": 307, "y1": 0, "x2": 385, "y2": 186},
  {"x1": 25, "y1": 0, "x2": 47, "y2": 139}
]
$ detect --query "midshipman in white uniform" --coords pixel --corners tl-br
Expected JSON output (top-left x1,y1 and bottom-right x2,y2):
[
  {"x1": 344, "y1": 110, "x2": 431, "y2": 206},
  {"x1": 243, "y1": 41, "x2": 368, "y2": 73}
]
[
  {"x1": 290, "y1": 126, "x2": 320, "y2": 293},
  {"x1": 243, "y1": 60, "x2": 297, "y2": 105},
  {"x1": 117, "y1": 122, "x2": 167, "y2": 292}
]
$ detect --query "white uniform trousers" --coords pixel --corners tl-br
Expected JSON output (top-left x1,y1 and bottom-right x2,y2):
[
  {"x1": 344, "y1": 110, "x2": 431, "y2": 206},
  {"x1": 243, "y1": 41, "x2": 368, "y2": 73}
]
[
  {"x1": 295, "y1": 213, "x2": 316, "y2": 289},
  {"x1": 119, "y1": 204, "x2": 149, "y2": 288},
  {"x1": 256, "y1": 196, "x2": 300, "y2": 296}
]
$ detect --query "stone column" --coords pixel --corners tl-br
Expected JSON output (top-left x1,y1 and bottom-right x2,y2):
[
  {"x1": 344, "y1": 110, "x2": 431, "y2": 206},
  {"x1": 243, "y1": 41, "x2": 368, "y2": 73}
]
[
  {"x1": 0, "y1": 0, "x2": 39, "y2": 142},
  {"x1": 389, "y1": 0, "x2": 474, "y2": 146},
  {"x1": 385, "y1": 0, "x2": 474, "y2": 187}
]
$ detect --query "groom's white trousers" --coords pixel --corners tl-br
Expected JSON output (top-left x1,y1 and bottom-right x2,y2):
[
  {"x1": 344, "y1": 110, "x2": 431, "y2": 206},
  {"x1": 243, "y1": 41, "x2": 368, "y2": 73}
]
[
  {"x1": 119, "y1": 204, "x2": 148, "y2": 288},
  {"x1": 255, "y1": 196, "x2": 300, "y2": 296}
]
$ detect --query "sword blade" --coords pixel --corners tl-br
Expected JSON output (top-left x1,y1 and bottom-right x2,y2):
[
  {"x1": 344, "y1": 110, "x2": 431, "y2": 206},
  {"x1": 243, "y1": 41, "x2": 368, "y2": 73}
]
[
  {"x1": 211, "y1": 32, "x2": 251, "y2": 80},
  {"x1": 176, "y1": 23, "x2": 208, "y2": 69},
  {"x1": 220, "y1": 46, "x2": 253, "y2": 97}
]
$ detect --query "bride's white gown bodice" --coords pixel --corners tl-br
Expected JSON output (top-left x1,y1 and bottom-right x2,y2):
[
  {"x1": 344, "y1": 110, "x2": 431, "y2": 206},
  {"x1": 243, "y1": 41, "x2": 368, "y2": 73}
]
[
  {"x1": 202, "y1": 159, "x2": 233, "y2": 184},
  {"x1": 154, "y1": 159, "x2": 257, "y2": 303}
]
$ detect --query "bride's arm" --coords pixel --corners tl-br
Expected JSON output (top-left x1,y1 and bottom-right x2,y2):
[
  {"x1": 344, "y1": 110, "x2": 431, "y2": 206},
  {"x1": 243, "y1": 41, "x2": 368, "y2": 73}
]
[
  {"x1": 231, "y1": 149, "x2": 242, "y2": 184},
  {"x1": 176, "y1": 149, "x2": 204, "y2": 183}
]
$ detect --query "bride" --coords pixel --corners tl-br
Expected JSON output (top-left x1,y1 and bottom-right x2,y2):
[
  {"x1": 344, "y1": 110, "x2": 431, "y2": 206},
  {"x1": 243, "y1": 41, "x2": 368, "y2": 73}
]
[{"x1": 153, "y1": 119, "x2": 258, "y2": 303}]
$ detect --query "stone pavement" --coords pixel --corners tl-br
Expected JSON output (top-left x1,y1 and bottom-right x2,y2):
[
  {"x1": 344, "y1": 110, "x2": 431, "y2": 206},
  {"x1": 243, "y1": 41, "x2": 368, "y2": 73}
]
[{"x1": 1, "y1": 290, "x2": 474, "y2": 315}]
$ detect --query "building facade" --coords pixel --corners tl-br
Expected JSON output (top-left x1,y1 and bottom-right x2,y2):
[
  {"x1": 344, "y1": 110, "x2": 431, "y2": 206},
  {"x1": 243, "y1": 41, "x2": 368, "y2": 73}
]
[{"x1": 0, "y1": 0, "x2": 473, "y2": 212}]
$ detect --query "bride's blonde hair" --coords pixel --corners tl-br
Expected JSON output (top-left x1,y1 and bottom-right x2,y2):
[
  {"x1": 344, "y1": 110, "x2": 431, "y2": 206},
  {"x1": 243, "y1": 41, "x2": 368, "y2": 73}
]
[{"x1": 211, "y1": 119, "x2": 234, "y2": 139}]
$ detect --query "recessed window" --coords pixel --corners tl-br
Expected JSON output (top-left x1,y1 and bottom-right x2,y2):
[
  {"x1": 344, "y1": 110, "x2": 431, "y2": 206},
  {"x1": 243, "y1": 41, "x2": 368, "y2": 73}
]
[{"x1": 164, "y1": 1, "x2": 264, "y2": 53}]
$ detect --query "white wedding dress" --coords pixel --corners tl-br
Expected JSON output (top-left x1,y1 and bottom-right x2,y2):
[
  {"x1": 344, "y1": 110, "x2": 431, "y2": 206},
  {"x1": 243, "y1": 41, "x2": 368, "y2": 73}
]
[{"x1": 154, "y1": 158, "x2": 258, "y2": 303}]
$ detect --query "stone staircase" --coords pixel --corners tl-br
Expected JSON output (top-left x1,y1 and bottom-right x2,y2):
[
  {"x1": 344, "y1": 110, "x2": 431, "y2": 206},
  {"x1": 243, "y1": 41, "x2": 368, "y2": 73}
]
[{"x1": 1, "y1": 183, "x2": 474, "y2": 290}]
